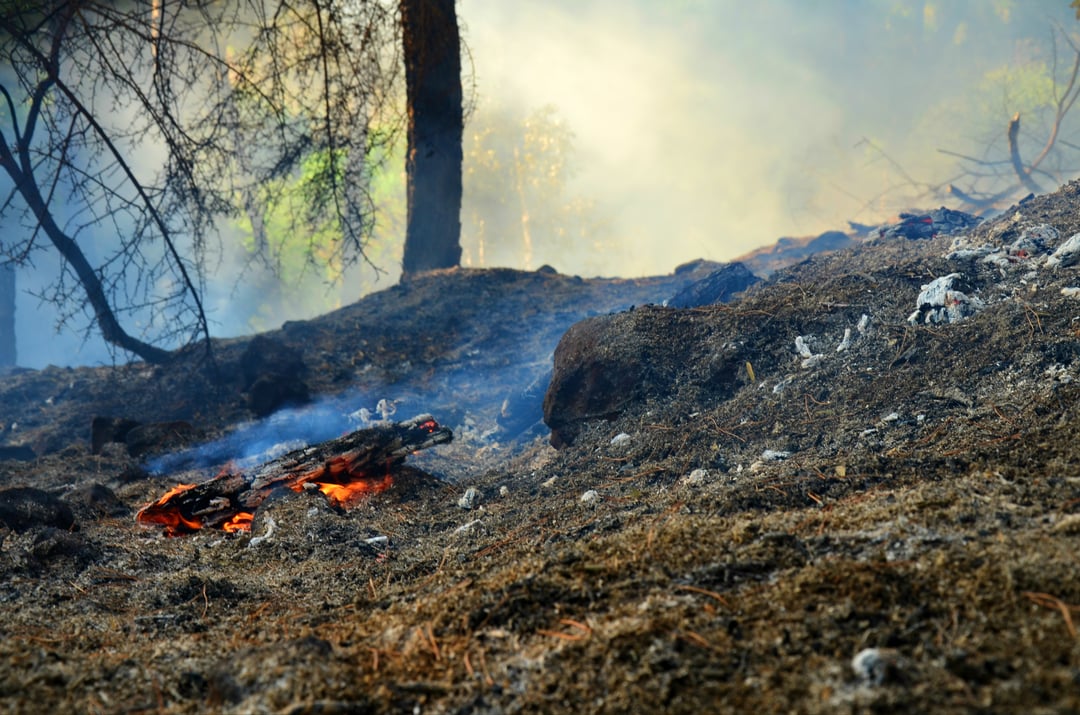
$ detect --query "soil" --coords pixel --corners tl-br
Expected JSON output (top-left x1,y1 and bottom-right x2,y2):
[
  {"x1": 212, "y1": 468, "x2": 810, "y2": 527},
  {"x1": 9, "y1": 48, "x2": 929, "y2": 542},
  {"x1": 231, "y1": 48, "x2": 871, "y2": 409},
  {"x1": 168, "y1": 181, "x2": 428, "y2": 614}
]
[{"x1": 3, "y1": 183, "x2": 1080, "y2": 714}]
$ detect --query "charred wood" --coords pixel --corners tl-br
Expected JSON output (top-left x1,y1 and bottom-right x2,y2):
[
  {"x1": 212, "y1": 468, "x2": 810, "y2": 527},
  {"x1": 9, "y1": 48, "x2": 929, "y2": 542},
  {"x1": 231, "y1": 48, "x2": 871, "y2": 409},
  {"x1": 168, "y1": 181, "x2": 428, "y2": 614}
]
[{"x1": 137, "y1": 414, "x2": 452, "y2": 535}]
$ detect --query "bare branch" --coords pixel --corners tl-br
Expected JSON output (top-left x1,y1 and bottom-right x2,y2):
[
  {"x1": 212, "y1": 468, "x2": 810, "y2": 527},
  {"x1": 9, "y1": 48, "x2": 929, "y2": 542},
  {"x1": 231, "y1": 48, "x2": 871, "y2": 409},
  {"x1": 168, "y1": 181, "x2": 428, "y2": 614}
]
[{"x1": 1007, "y1": 113, "x2": 1046, "y2": 194}]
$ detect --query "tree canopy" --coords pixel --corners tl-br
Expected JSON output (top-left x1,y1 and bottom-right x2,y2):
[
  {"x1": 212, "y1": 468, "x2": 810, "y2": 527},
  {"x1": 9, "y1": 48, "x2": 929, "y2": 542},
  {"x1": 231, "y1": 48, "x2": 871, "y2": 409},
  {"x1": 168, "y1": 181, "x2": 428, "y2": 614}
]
[{"x1": 0, "y1": 1, "x2": 404, "y2": 363}]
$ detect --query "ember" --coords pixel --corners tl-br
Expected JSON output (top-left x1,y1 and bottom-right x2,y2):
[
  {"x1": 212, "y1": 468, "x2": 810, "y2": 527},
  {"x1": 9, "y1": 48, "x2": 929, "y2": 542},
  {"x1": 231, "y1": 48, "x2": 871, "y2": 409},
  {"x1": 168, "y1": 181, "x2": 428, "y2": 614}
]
[
  {"x1": 135, "y1": 483, "x2": 203, "y2": 536},
  {"x1": 223, "y1": 512, "x2": 254, "y2": 533},
  {"x1": 136, "y1": 414, "x2": 452, "y2": 536},
  {"x1": 294, "y1": 468, "x2": 395, "y2": 507}
]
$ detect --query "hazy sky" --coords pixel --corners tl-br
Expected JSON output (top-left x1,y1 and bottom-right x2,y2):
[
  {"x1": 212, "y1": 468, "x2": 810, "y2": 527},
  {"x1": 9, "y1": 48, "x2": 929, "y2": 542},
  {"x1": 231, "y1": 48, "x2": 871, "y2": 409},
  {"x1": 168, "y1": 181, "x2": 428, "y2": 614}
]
[{"x1": 459, "y1": 0, "x2": 1077, "y2": 275}]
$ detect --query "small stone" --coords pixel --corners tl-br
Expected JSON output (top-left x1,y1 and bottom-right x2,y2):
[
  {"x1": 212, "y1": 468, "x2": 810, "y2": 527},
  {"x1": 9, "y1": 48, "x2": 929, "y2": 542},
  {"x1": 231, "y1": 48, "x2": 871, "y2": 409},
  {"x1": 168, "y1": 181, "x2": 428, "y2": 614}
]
[
  {"x1": 580, "y1": 489, "x2": 600, "y2": 505},
  {"x1": 760, "y1": 449, "x2": 791, "y2": 461},
  {"x1": 457, "y1": 487, "x2": 481, "y2": 510},
  {"x1": 610, "y1": 432, "x2": 632, "y2": 447},
  {"x1": 836, "y1": 328, "x2": 852, "y2": 353},
  {"x1": 1052, "y1": 513, "x2": 1080, "y2": 534},
  {"x1": 0, "y1": 487, "x2": 76, "y2": 533},
  {"x1": 683, "y1": 468, "x2": 709, "y2": 486},
  {"x1": 851, "y1": 647, "x2": 906, "y2": 686},
  {"x1": 1047, "y1": 232, "x2": 1080, "y2": 268}
]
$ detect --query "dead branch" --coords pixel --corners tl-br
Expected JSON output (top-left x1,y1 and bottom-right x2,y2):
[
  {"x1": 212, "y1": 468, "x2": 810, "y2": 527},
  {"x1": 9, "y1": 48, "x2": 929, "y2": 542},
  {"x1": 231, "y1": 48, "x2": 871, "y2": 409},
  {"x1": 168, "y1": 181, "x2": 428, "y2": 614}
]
[
  {"x1": 136, "y1": 415, "x2": 452, "y2": 535},
  {"x1": 1007, "y1": 113, "x2": 1047, "y2": 194}
]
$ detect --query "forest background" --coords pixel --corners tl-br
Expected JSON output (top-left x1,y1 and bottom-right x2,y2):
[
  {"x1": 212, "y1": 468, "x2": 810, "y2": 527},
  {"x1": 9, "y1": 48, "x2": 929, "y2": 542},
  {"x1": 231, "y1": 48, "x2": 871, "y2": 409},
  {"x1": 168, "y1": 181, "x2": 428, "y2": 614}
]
[{"x1": 3, "y1": 0, "x2": 1080, "y2": 367}]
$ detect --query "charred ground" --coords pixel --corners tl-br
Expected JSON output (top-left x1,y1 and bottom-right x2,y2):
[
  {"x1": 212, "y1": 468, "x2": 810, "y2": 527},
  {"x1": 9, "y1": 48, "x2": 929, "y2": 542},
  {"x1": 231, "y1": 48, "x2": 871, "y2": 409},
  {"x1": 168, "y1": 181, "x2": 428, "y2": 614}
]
[{"x1": 2, "y1": 184, "x2": 1080, "y2": 713}]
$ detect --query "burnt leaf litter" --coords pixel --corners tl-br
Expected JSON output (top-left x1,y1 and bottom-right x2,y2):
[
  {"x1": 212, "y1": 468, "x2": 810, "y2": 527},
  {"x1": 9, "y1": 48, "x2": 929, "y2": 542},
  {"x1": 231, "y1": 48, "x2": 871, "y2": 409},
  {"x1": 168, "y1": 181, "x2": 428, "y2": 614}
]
[{"x1": 3, "y1": 182, "x2": 1080, "y2": 713}]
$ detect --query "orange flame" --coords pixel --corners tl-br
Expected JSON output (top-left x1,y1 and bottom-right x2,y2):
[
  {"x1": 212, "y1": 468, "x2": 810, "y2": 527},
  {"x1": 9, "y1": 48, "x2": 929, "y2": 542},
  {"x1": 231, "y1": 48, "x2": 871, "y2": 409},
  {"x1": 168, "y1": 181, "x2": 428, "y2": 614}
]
[
  {"x1": 139, "y1": 448, "x2": 400, "y2": 535},
  {"x1": 223, "y1": 512, "x2": 254, "y2": 533},
  {"x1": 287, "y1": 454, "x2": 394, "y2": 506},
  {"x1": 315, "y1": 473, "x2": 393, "y2": 506},
  {"x1": 136, "y1": 483, "x2": 202, "y2": 536}
]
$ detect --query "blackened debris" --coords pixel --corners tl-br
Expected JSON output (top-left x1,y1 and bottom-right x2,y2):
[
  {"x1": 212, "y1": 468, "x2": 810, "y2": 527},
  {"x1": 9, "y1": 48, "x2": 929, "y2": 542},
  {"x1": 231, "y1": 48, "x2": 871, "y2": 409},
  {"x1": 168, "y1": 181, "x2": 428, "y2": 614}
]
[
  {"x1": 668, "y1": 262, "x2": 761, "y2": 308},
  {"x1": 875, "y1": 207, "x2": 982, "y2": 240},
  {"x1": 0, "y1": 486, "x2": 76, "y2": 532}
]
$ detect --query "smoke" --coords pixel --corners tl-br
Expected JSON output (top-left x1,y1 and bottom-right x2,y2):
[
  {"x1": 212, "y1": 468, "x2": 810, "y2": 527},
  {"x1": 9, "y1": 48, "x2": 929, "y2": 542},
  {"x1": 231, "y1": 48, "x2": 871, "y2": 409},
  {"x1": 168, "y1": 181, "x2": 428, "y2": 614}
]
[
  {"x1": 145, "y1": 393, "x2": 367, "y2": 475},
  {"x1": 458, "y1": 0, "x2": 1078, "y2": 275},
  {"x1": 7, "y1": 1, "x2": 1079, "y2": 368}
]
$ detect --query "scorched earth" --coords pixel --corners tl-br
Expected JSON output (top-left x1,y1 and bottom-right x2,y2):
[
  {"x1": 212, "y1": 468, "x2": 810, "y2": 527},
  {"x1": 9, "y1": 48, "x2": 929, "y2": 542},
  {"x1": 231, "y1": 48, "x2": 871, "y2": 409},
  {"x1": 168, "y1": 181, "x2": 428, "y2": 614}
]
[{"x1": 3, "y1": 182, "x2": 1080, "y2": 713}]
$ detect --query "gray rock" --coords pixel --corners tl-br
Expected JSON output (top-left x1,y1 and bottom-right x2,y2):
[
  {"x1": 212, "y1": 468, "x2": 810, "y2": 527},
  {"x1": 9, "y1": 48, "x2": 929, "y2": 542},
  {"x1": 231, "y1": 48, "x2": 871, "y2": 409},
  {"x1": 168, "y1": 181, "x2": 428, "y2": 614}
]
[{"x1": 0, "y1": 487, "x2": 76, "y2": 533}]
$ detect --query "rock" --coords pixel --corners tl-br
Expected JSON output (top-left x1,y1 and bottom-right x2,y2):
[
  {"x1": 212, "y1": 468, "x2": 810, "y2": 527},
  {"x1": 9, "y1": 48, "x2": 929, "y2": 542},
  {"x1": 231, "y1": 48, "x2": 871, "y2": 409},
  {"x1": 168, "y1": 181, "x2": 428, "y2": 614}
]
[
  {"x1": 125, "y1": 421, "x2": 199, "y2": 458},
  {"x1": 543, "y1": 307, "x2": 744, "y2": 447},
  {"x1": 28, "y1": 527, "x2": 98, "y2": 566},
  {"x1": 682, "y1": 468, "x2": 709, "y2": 486},
  {"x1": 457, "y1": 487, "x2": 481, "y2": 510},
  {"x1": 62, "y1": 483, "x2": 128, "y2": 520},
  {"x1": 1047, "y1": 232, "x2": 1080, "y2": 269},
  {"x1": 667, "y1": 262, "x2": 760, "y2": 308},
  {"x1": 91, "y1": 416, "x2": 140, "y2": 455},
  {"x1": 0, "y1": 445, "x2": 35, "y2": 462},
  {"x1": 0, "y1": 487, "x2": 76, "y2": 532},
  {"x1": 247, "y1": 374, "x2": 310, "y2": 417},
  {"x1": 851, "y1": 647, "x2": 908, "y2": 686},
  {"x1": 237, "y1": 335, "x2": 311, "y2": 417}
]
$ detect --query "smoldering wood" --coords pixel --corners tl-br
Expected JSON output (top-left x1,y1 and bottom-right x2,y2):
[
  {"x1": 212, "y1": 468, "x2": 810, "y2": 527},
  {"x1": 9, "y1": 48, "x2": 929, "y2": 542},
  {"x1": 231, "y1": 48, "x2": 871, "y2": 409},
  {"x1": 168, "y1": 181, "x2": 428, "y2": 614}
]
[{"x1": 137, "y1": 414, "x2": 452, "y2": 532}]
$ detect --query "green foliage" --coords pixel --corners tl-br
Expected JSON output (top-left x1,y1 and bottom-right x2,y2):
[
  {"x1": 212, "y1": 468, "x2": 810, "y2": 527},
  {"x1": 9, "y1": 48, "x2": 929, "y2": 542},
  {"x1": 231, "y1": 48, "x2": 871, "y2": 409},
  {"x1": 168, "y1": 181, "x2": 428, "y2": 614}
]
[
  {"x1": 462, "y1": 101, "x2": 611, "y2": 273},
  {"x1": 233, "y1": 135, "x2": 405, "y2": 332},
  {"x1": 233, "y1": 97, "x2": 611, "y2": 333},
  {"x1": 980, "y1": 61, "x2": 1056, "y2": 118}
]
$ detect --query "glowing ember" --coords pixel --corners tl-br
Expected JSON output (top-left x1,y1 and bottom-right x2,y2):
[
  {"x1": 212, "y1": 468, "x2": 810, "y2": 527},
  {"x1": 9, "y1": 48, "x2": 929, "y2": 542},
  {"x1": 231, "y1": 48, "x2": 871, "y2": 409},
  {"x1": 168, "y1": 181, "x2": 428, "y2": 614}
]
[
  {"x1": 223, "y1": 512, "x2": 254, "y2": 533},
  {"x1": 136, "y1": 483, "x2": 202, "y2": 536},
  {"x1": 136, "y1": 414, "x2": 453, "y2": 536},
  {"x1": 313, "y1": 473, "x2": 393, "y2": 506},
  {"x1": 288, "y1": 454, "x2": 395, "y2": 506}
]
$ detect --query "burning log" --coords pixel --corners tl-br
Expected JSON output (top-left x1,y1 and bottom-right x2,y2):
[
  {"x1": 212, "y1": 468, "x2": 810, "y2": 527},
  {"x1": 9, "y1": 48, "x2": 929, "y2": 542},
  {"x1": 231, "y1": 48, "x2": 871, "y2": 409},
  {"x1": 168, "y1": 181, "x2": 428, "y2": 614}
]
[{"x1": 137, "y1": 414, "x2": 452, "y2": 536}]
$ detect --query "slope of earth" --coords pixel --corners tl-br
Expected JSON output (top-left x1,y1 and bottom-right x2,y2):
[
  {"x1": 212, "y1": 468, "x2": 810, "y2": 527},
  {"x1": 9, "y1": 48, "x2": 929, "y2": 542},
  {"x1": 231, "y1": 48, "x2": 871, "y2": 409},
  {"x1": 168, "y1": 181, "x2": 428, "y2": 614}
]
[{"x1": 2, "y1": 181, "x2": 1080, "y2": 713}]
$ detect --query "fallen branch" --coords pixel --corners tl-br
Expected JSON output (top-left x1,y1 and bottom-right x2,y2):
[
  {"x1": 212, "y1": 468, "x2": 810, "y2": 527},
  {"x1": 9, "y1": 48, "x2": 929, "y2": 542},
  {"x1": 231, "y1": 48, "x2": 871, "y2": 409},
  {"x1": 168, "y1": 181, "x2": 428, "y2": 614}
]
[{"x1": 137, "y1": 414, "x2": 452, "y2": 535}]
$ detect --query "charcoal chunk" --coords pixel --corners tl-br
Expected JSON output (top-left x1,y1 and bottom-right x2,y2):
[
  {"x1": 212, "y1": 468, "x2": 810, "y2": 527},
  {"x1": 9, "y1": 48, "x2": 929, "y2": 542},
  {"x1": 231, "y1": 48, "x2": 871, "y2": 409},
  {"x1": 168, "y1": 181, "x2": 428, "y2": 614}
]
[
  {"x1": 0, "y1": 487, "x2": 76, "y2": 532},
  {"x1": 668, "y1": 262, "x2": 760, "y2": 308}
]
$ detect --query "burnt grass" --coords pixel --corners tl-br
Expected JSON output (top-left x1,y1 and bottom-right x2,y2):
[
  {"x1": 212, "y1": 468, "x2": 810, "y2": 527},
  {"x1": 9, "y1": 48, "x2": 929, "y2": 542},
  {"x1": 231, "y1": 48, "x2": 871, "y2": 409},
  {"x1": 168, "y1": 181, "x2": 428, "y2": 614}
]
[{"x1": 3, "y1": 183, "x2": 1080, "y2": 713}]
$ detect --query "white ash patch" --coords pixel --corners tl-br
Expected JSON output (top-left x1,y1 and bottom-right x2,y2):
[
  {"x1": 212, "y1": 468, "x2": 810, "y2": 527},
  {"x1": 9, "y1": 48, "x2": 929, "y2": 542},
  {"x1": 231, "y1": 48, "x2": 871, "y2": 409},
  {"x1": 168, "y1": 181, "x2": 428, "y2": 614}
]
[
  {"x1": 1047, "y1": 232, "x2": 1080, "y2": 269},
  {"x1": 907, "y1": 273, "x2": 984, "y2": 325},
  {"x1": 680, "y1": 468, "x2": 710, "y2": 486},
  {"x1": 457, "y1": 487, "x2": 482, "y2": 510}
]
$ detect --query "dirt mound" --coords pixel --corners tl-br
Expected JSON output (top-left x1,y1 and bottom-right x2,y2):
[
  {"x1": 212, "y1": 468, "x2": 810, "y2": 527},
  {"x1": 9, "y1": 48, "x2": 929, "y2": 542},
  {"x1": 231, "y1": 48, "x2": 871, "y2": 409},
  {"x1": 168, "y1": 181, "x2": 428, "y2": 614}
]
[{"x1": 3, "y1": 183, "x2": 1080, "y2": 713}]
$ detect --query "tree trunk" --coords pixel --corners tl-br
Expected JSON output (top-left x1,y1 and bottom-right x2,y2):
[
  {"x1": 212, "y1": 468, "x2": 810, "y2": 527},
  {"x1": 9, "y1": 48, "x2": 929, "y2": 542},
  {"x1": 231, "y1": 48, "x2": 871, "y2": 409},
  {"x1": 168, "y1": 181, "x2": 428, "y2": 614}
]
[
  {"x1": 0, "y1": 263, "x2": 14, "y2": 366},
  {"x1": 400, "y1": 0, "x2": 463, "y2": 276}
]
